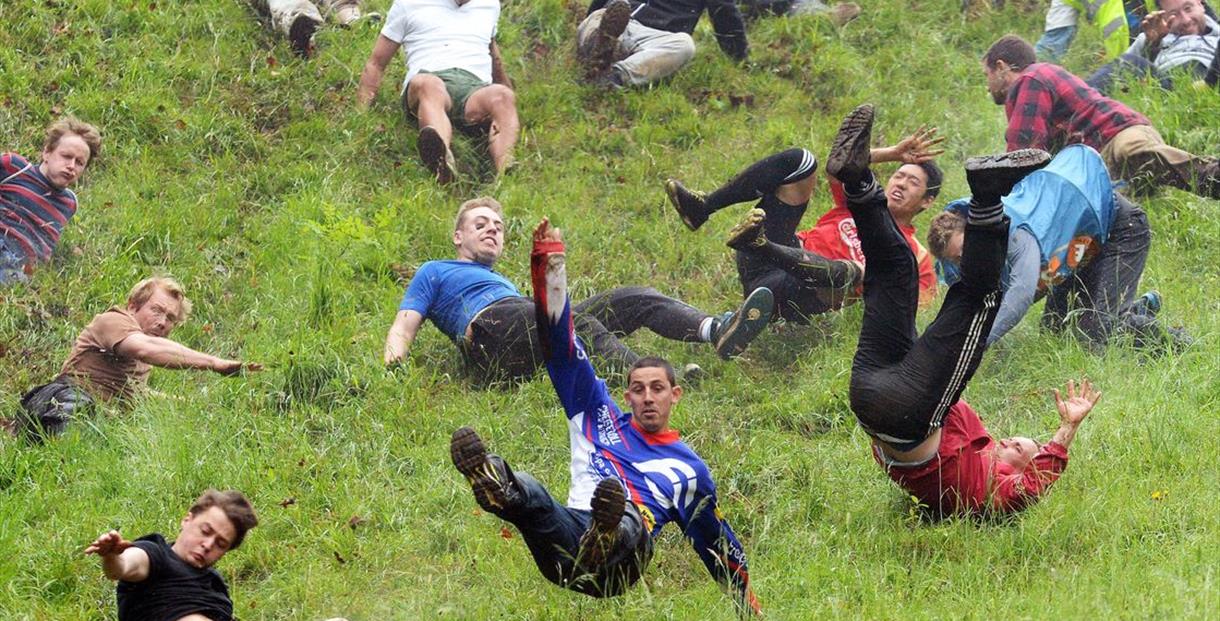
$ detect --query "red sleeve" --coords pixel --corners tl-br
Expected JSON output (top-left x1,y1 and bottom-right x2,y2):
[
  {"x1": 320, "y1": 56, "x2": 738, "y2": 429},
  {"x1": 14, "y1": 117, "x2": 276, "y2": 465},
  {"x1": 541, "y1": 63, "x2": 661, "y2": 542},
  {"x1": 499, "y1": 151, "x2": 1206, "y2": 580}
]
[
  {"x1": 1, "y1": 153, "x2": 19, "y2": 176},
  {"x1": 1005, "y1": 76, "x2": 1054, "y2": 152},
  {"x1": 989, "y1": 441, "x2": 1069, "y2": 513},
  {"x1": 916, "y1": 245, "x2": 937, "y2": 307}
]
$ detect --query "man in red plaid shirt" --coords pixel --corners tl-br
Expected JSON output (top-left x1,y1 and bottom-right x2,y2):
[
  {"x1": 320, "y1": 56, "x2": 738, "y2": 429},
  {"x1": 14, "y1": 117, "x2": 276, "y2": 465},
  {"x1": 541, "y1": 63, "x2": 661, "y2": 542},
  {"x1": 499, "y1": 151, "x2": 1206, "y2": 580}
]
[{"x1": 983, "y1": 34, "x2": 1220, "y2": 199}]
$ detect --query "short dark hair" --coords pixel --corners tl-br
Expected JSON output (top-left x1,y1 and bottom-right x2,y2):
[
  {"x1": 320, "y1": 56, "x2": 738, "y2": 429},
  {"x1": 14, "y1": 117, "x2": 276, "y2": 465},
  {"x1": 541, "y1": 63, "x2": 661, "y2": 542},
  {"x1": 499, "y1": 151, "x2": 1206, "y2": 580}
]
[
  {"x1": 984, "y1": 35, "x2": 1037, "y2": 71},
  {"x1": 627, "y1": 356, "x2": 676, "y2": 386},
  {"x1": 190, "y1": 490, "x2": 258, "y2": 549},
  {"x1": 916, "y1": 161, "x2": 944, "y2": 199}
]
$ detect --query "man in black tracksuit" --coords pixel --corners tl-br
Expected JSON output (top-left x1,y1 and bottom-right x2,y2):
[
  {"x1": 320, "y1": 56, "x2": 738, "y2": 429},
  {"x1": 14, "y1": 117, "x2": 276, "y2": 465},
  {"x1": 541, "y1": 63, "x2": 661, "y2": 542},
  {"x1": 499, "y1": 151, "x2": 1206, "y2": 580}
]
[{"x1": 577, "y1": 0, "x2": 748, "y2": 87}]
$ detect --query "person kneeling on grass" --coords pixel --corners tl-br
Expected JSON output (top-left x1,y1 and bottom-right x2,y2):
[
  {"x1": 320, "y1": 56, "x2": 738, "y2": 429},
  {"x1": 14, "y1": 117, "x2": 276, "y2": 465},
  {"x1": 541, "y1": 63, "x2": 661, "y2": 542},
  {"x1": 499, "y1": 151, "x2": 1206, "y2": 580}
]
[
  {"x1": 449, "y1": 218, "x2": 761, "y2": 616},
  {"x1": 85, "y1": 490, "x2": 258, "y2": 621},
  {"x1": 828, "y1": 104, "x2": 1102, "y2": 517},
  {"x1": 15, "y1": 277, "x2": 262, "y2": 440},
  {"x1": 383, "y1": 197, "x2": 773, "y2": 384},
  {"x1": 665, "y1": 127, "x2": 943, "y2": 323}
]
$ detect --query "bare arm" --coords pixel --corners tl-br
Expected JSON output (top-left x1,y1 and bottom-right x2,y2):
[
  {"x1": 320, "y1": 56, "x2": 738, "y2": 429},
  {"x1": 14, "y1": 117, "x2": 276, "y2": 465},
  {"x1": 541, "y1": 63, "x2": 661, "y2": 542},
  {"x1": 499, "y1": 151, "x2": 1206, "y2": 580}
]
[
  {"x1": 358, "y1": 35, "x2": 401, "y2": 108},
  {"x1": 114, "y1": 333, "x2": 258, "y2": 375},
  {"x1": 85, "y1": 531, "x2": 150, "y2": 582},
  {"x1": 384, "y1": 309, "x2": 424, "y2": 366},
  {"x1": 870, "y1": 126, "x2": 945, "y2": 164},
  {"x1": 1050, "y1": 377, "x2": 1101, "y2": 450},
  {"x1": 490, "y1": 41, "x2": 512, "y2": 89}
]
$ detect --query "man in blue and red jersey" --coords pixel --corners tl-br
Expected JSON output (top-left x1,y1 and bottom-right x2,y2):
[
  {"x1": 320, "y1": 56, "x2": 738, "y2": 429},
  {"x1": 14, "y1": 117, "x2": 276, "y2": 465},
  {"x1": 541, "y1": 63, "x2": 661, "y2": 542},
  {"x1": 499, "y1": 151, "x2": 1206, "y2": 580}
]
[
  {"x1": 983, "y1": 34, "x2": 1220, "y2": 199},
  {"x1": 664, "y1": 128, "x2": 942, "y2": 323},
  {"x1": 383, "y1": 196, "x2": 773, "y2": 384},
  {"x1": 1, "y1": 117, "x2": 101, "y2": 286},
  {"x1": 449, "y1": 218, "x2": 760, "y2": 615},
  {"x1": 828, "y1": 104, "x2": 1102, "y2": 518}
]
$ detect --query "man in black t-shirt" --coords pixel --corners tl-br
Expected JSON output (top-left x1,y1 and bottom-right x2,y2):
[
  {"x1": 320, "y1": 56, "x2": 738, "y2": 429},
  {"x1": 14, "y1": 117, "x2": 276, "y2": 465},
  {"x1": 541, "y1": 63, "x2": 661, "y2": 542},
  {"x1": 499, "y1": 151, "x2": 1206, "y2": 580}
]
[{"x1": 85, "y1": 490, "x2": 258, "y2": 621}]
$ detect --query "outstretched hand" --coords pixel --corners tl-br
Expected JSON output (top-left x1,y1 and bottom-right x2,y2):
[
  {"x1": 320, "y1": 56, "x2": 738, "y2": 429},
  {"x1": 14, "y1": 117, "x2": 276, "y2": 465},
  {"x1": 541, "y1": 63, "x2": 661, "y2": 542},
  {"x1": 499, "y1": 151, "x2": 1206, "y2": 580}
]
[
  {"x1": 1141, "y1": 11, "x2": 1171, "y2": 44},
  {"x1": 1054, "y1": 378, "x2": 1101, "y2": 426},
  {"x1": 891, "y1": 126, "x2": 946, "y2": 164},
  {"x1": 85, "y1": 530, "x2": 132, "y2": 557},
  {"x1": 533, "y1": 218, "x2": 563, "y2": 244},
  {"x1": 215, "y1": 359, "x2": 264, "y2": 376}
]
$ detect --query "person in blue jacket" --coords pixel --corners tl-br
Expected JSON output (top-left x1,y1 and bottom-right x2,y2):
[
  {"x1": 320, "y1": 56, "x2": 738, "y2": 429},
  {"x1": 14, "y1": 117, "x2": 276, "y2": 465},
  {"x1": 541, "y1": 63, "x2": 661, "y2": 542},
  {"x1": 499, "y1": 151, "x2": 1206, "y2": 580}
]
[
  {"x1": 927, "y1": 144, "x2": 1187, "y2": 351},
  {"x1": 449, "y1": 218, "x2": 761, "y2": 616}
]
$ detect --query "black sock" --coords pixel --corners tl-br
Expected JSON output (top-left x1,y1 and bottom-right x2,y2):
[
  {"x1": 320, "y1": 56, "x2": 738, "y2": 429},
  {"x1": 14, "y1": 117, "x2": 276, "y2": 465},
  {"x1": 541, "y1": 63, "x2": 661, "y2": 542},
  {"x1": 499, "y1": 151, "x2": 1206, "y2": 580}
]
[
  {"x1": 757, "y1": 194, "x2": 807, "y2": 246},
  {"x1": 706, "y1": 148, "x2": 817, "y2": 212},
  {"x1": 967, "y1": 199, "x2": 1004, "y2": 226}
]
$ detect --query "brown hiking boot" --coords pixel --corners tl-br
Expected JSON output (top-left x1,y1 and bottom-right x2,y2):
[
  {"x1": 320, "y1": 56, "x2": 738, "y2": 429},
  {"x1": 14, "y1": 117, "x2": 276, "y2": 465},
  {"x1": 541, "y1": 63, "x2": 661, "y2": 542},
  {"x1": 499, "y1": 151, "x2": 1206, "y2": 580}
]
[
  {"x1": 418, "y1": 126, "x2": 457, "y2": 185},
  {"x1": 450, "y1": 427, "x2": 522, "y2": 513},
  {"x1": 582, "y1": 0, "x2": 632, "y2": 79},
  {"x1": 577, "y1": 478, "x2": 626, "y2": 569},
  {"x1": 288, "y1": 15, "x2": 319, "y2": 58}
]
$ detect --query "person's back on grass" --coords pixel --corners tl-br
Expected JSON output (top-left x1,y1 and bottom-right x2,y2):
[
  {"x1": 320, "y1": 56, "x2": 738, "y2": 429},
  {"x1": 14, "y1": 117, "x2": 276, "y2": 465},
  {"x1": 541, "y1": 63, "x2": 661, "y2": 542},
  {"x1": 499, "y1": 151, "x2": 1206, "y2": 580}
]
[{"x1": 85, "y1": 490, "x2": 258, "y2": 621}]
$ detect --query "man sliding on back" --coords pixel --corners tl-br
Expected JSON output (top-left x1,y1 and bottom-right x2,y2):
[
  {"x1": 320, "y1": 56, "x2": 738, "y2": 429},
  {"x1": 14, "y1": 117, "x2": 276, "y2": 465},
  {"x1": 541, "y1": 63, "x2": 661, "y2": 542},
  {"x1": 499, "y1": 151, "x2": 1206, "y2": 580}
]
[
  {"x1": 449, "y1": 218, "x2": 760, "y2": 615},
  {"x1": 828, "y1": 104, "x2": 1102, "y2": 517}
]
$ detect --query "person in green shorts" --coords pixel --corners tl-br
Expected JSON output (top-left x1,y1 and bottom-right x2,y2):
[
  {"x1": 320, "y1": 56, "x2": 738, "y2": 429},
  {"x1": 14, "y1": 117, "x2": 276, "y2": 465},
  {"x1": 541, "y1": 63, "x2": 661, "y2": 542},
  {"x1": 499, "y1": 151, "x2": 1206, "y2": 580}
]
[{"x1": 357, "y1": 0, "x2": 519, "y2": 184}]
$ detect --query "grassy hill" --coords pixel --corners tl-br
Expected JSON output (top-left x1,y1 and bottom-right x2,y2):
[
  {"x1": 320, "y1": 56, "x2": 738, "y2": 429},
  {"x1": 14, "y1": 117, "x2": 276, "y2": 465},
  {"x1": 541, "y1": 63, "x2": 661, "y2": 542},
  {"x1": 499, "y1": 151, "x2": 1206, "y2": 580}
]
[{"x1": 2, "y1": 0, "x2": 1218, "y2": 618}]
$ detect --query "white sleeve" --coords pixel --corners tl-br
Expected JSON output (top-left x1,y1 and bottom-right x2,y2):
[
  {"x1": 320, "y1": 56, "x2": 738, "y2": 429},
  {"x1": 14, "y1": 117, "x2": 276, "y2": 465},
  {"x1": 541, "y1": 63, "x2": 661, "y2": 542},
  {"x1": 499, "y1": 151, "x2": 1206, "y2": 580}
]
[{"x1": 379, "y1": 0, "x2": 411, "y2": 44}]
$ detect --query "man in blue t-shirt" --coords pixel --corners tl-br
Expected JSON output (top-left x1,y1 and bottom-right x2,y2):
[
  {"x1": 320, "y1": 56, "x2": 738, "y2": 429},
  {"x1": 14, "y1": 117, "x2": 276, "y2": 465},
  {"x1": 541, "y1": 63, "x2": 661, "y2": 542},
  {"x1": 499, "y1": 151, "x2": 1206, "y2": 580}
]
[
  {"x1": 383, "y1": 196, "x2": 774, "y2": 383},
  {"x1": 927, "y1": 145, "x2": 1188, "y2": 352},
  {"x1": 85, "y1": 490, "x2": 259, "y2": 621},
  {"x1": 449, "y1": 218, "x2": 761, "y2": 615}
]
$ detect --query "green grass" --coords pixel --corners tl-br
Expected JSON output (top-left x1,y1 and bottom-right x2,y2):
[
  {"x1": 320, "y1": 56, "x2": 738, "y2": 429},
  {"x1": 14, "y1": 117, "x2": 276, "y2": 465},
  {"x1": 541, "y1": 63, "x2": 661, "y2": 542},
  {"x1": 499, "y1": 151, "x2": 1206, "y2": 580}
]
[{"x1": 1, "y1": 0, "x2": 1218, "y2": 618}]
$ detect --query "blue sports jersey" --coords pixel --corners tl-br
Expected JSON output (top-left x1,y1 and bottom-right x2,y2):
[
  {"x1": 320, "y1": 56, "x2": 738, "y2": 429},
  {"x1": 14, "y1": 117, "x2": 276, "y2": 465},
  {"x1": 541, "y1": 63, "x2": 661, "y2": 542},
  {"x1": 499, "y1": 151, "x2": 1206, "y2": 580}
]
[
  {"x1": 398, "y1": 260, "x2": 520, "y2": 340},
  {"x1": 529, "y1": 237, "x2": 757, "y2": 613}
]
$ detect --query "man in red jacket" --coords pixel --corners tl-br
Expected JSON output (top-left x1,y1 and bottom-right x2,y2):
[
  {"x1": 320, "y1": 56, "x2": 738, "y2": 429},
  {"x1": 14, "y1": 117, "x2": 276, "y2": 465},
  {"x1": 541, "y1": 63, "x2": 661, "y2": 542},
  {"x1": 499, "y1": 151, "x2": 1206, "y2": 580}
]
[
  {"x1": 828, "y1": 103, "x2": 1102, "y2": 517},
  {"x1": 665, "y1": 126, "x2": 941, "y2": 324}
]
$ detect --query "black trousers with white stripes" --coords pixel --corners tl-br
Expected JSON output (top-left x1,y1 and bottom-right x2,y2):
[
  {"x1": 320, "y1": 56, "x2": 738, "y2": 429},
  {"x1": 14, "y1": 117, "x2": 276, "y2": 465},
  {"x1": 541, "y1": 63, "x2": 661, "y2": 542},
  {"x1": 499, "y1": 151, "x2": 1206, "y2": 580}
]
[{"x1": 845, "y1": 177, "x2": 1009, "y2": 451}]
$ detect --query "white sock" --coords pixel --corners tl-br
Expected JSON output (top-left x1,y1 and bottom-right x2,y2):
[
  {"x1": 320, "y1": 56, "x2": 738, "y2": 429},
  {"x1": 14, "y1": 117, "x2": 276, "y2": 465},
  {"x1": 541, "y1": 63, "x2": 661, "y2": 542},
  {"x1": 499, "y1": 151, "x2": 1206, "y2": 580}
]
[{"x1": 698, "y1": 317, "x2": 717, "y2": 342}]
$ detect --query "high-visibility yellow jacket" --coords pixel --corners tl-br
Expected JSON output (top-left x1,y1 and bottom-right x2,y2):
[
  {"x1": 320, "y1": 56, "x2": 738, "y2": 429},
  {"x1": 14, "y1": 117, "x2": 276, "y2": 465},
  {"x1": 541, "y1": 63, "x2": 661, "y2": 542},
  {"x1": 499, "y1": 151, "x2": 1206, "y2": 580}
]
[{"x1": 1062, "y1": 0, "x2": 1131, "y2": 58}]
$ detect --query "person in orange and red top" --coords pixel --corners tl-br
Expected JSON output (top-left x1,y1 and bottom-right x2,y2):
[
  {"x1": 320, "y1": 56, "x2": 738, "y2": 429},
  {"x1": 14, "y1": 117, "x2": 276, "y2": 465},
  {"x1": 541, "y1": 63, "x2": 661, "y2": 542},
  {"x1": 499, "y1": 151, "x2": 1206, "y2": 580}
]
[
  {"x1": 665, "y1": 125, "x2": 942, "y2": 325},
  {"x1": 828, "y1": 103, "x2": 1101, "y2": 517}
]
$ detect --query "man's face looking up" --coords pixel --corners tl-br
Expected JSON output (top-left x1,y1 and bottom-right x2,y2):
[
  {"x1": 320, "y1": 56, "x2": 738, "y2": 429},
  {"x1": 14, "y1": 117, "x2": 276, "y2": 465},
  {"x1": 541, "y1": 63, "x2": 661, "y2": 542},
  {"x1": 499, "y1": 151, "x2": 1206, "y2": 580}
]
[
  {"x1": 453, "y1": 206, "x2": 505, "y2": 266},
  {"x1": 885, "y1": 164, "x2": 934, "y2": 224}
]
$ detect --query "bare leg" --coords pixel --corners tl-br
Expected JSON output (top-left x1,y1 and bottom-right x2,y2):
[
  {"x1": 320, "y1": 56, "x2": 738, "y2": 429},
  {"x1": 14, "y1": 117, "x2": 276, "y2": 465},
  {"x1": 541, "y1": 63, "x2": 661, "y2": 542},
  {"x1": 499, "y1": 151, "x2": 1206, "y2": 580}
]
[
  {"x1": 406, "y1": 74, "x2": 454, "y2": 144},
  {"x1": 465, "y1": 84, "x2": 520, "y2": 173}
]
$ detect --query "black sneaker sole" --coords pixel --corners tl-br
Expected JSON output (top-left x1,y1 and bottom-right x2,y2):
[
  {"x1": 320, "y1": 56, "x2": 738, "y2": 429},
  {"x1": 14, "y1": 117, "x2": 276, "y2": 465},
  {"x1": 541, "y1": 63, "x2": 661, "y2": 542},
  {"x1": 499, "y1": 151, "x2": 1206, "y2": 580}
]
[
  {"x1": 418, "y1": 126, "x2": 455, "y2": 185},
  {"x1": 964, "y1": 148, "x2": 1051, "y2": 199},
  {"x1": 288, "y1": 15, "x2": 319, "y2": 58},
  {"x1": 450, "y1": 427, "x2": 511, "y2": 511},
  {"x1": 716, "y1": 286, "x2": 774, "y2": 359},
  {"x1": 665, "y1": 179, "x2": 708, "y2": 231},
  {"x1": 825, "y1": 104, "x2": 874, "y2": 183},
  {"x1": 725, "y1": 208, "x2": 766, "y2": 250}
]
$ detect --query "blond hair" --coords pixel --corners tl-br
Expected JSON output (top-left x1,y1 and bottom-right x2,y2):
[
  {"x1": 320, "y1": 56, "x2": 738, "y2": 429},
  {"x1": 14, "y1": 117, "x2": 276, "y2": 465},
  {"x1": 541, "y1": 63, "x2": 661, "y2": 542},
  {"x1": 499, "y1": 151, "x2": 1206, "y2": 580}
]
[
  {"x1": 43, "y1": 117, "x2": 102, "y2": 162},
  {"x1": 453, "y1": 196, "x2": 504, "y2": 231},
  {"x1": 926, "y1": 211, "x2": 967, "y2": 260},
  {"x1": 127, "y1": 276, "x2": 193, "y2": 319}
]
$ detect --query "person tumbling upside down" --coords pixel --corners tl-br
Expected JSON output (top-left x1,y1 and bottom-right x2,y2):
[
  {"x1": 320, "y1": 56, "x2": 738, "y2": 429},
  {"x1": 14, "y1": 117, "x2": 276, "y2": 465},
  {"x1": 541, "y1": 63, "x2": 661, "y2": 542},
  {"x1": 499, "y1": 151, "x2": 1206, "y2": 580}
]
[{"x1": 827, "y1": 103, "x2": 1102, "y2": 517}]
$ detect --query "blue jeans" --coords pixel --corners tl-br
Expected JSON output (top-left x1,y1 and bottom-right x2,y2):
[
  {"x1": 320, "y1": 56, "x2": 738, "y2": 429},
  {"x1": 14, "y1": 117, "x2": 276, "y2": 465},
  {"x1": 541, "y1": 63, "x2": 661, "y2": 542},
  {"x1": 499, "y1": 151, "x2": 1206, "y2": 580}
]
[
  {"x1": 0, "y1": 238, "x2": 30, "y2": 286},
  {"x1": 498, "y1": 471, "x2": 653, "y2": 597},
  {"x1": 1035, "y1": 25, "x2": 1077, "y2": 62}
]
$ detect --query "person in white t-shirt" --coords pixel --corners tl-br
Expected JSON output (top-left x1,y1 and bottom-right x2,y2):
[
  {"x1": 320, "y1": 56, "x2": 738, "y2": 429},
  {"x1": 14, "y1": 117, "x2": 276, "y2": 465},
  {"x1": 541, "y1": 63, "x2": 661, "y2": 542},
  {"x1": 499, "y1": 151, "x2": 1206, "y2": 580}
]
[{"x1": 357, "y1": 0, "x2": 519, "y2": 184}]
